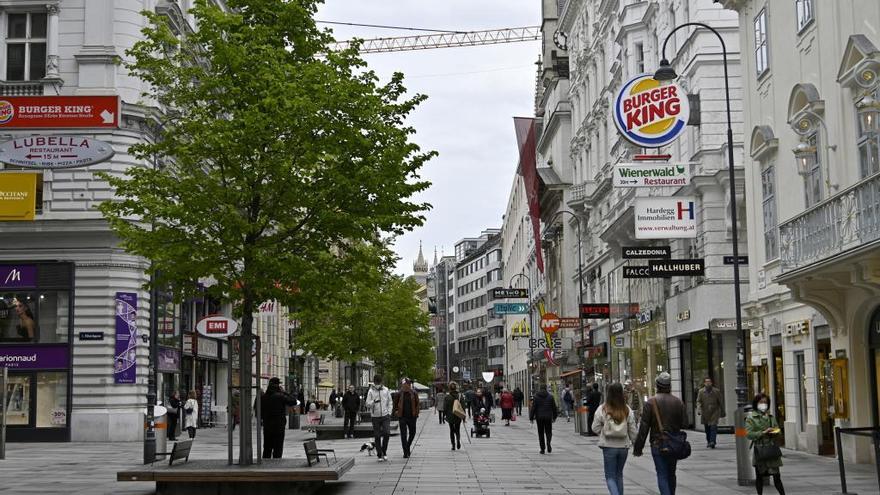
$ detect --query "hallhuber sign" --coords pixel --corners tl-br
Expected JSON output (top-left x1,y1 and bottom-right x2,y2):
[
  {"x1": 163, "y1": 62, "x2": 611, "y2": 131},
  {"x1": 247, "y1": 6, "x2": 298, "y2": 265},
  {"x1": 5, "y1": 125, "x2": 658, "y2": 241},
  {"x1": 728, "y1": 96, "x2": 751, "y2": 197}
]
[
  {"x1": 613, "y1": 163, "x2": 690, "y2": 187},
  {"x1": 0, "y1": 135, "x2": 115, "y2": 169}
]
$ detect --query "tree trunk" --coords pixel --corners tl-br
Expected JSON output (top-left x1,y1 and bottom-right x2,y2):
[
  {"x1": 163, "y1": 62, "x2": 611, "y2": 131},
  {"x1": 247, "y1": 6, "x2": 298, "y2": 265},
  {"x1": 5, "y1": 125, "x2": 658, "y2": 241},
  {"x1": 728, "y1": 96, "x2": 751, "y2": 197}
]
[{"x1": 239, "y1": 295, "x2": 255, "y2": 465}]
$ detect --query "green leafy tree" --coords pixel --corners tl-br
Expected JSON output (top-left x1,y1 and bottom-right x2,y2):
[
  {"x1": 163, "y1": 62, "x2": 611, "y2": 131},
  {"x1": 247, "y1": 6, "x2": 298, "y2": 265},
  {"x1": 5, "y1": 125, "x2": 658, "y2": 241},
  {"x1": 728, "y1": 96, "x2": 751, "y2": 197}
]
[{"x1": 98, "y1": 0, "x2": 432, "y2": 461}]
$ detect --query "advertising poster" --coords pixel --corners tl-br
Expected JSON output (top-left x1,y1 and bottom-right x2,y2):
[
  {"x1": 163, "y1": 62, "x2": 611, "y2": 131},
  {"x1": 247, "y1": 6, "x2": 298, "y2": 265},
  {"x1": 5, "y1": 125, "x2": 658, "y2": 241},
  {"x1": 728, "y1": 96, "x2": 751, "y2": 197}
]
[
  {"x1": 114, "y1": 292, "x2": 137, "y2": 384},
  {"x1": 634, "y1": 196, "x2": 697, "y2": 239},
  {"x1": 0, "y1": 173, "x2": 37, "y2": 221}
]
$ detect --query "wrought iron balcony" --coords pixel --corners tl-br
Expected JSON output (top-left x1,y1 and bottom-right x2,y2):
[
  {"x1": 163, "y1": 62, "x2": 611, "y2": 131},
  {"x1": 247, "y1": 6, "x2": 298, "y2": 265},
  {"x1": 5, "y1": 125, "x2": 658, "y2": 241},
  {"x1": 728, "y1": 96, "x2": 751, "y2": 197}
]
[{"x1": 779, "y1": 172, "x2": 880, "y2": 272}]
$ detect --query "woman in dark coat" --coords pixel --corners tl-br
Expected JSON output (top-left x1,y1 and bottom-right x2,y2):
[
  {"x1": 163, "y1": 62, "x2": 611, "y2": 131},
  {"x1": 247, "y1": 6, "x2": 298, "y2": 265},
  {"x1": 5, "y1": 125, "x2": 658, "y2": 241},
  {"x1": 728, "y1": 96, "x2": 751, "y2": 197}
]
[
  {"x1": 166, "y1": 391, "x2": 180, "y2": 441},
  {"x1": 443, "y1": 381, "x2": 464, "y2": 451},
  {"x1": 529, "y1": 387, "x2": 558, "y2": 454}
]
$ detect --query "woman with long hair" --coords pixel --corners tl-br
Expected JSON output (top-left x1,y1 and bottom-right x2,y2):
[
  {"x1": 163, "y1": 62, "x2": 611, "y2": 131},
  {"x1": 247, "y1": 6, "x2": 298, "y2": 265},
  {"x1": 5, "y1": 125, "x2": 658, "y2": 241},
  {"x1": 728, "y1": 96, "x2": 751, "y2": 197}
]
[
  {"x1": 592, "y1": 382, "x2": 639, "y2": 495},
  {"x1": 443, "y1": 381, "x2": 464, "y2": 450},
  {"x1": 183, "y1": 390, "x2": 199, "y2": 439}
]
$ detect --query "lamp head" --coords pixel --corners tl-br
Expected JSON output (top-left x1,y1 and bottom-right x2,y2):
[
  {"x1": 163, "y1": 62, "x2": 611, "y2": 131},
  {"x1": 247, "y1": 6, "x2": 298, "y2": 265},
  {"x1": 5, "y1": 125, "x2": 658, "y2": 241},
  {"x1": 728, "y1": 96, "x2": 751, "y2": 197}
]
[
  {"x1": 654, "y1": 58, "x2": 678, "y2": 82},
  {"x1": 857, "y1": 94, "x2": 880, "y2": 134}
]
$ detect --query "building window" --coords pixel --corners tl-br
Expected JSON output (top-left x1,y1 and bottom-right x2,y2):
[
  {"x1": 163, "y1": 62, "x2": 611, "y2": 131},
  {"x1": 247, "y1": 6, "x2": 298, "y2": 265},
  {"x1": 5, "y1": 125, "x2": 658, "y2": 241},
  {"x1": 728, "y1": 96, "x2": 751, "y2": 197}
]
[
  {"x1": 5, "y1": 12, "x2": 47, "y2": 81},
  {"x1": 635, "y1": 42, "x2": 645, "y2": 73},
  {"x1": 803, "y1": 134, "x2": 824, "y2": 207},
  {"x1": 796, "y1": 0, "x2": 813, "y2": 32},
  {"x1": 754, "y1": 9, "x2": 769, "y2": 76},
  {"x1": 857, "y1": 90, "x2": 880, "y2": 179},
  {"x1": 761, "y1": 161, "x2": 779, "y2": 260}
]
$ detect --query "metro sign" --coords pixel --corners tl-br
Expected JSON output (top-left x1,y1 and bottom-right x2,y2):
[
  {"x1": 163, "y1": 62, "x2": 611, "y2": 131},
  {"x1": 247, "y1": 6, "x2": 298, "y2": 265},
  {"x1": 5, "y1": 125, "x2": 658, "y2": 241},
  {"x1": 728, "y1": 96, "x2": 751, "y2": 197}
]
[{"x1": 195, "y1": 315, "x2": 239, "y2": 338}]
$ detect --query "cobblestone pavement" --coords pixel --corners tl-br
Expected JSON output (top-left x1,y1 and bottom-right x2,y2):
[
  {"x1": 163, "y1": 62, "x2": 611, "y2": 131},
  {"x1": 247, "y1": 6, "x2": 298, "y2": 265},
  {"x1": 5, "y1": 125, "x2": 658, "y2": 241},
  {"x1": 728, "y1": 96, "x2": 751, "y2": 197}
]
[{"x1": 0, "y1": 409, "x2": 876, "y2": 494}]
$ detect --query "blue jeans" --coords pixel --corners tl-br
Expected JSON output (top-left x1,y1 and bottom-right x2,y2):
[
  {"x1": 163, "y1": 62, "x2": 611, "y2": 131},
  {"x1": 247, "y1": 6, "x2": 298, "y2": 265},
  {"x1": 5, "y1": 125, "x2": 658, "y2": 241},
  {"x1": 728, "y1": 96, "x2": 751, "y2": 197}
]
[
  {"x1": 601, "y1": 447, "x2": 628, "y2": 495},
  {"x1": 651, "y1": 447, "x2": 679, "y2": 495},
  {"x1": 705, "y1": 424, "x2": 717, "y2": 446}
]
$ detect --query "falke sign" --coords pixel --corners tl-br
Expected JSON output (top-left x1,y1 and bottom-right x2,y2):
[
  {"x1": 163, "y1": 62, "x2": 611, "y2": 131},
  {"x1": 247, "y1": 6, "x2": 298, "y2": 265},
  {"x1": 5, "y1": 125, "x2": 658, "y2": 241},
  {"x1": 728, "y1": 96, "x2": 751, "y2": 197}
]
[
  {"x1": 613, "y1": 74, "x2": 689, "y2": 148},
  {"x1": 0, "y1": 136, "x2": 115, "y2": 169},
  {"x1": 195, "y1": 315, "x2": 239, "y2": 338},
  {"x1": 0, "y1": 96, "x2": 119, "y2": 128},
  {"x1": 613, "y1": 163, "x2": 690, "y2": 188},
  {"x1": 0, "y1": 265, "x2": 37, "y2": 288}
]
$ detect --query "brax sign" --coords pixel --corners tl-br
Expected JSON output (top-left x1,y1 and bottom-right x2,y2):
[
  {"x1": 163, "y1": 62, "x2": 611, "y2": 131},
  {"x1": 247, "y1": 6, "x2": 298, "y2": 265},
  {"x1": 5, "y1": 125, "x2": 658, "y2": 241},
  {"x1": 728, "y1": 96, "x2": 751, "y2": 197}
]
[
  {"x1": 622, "y1": 246, "x2": 671, "y2": 259},
  {"x1": 648, "y1": 259, "x2": 705, "y2": 277}
]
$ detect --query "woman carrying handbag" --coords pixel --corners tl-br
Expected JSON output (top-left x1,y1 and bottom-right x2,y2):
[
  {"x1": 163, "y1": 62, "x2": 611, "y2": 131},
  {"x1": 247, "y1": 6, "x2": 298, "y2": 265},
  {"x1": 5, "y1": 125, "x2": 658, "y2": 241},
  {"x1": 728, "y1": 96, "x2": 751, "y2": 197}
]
[
  {"x1": 746, "y1": 393, "x2": 785, "y2": 495},
  {"x1": 183, "y1": 390, "x2": 199, "y2": 439}
]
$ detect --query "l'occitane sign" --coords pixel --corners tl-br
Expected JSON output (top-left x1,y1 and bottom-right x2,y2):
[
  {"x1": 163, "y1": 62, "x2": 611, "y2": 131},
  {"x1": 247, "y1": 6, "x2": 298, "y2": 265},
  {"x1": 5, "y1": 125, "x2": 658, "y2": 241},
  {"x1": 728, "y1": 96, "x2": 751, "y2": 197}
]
[{"x1": 0, "y1": 173, "x2": 37, "y2": 220}]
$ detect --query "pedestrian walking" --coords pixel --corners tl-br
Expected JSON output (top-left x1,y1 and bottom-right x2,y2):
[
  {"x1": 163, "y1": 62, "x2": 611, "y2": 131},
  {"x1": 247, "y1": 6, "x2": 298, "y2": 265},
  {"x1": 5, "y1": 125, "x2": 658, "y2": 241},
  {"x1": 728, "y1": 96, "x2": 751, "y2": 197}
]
[
  {"x1": 395, "y1": 380, "x2": 419, "y2": 458},
  {"x1": 529, "y1": 386, "x2": 558, "y2": 454},
  {"x1": 586, "y1": 383, "x2": 603, "y2": 436},
  {"x1": 464, "y1": 387, "x2": 475, "y2": 418},
  {"x1": 562, "y1": 383, "x2": 575, "y2": 422},
  {"x1": 624, "y1": 380, "x2": 643, "y2": 424},
  {"x1": 444, "y1": 381, "x2": 466, "y2": 450},
  {"x1": 513, "y1": 386, "x2": 524, "y2": 416},
  {"x1": 366, "y1": 375, "x2": 392, "y2": 462},
  {"x1": 183, "y1": 390, "x2": 199, "y2": 439},
  {"x1": 633, "y1": 372, "x2": 688, "y2": 495},
  {"x1": 260, "y1": 377, "x2": 298, "y2": 458},
  {"x1": 696, "y1": 377, "x2": 725, "y2": 448},
  {"x1": 500, "y1": 388, "x2": 515, "y2": 426},
  {"x1": 342, "y1": 385, "x2": 360, "y2": 439},
  {"x1": 166, "y1": 391, "x2": 180, "y2": 441},
  {"x1": 747, "y1": 393, "x2": 785, "y2": 495},
  {"x1": 435, "y1": 389, "x2": 447, "y2": 424},
  {"x1": 329, "y1": 389, "x2": 338, "y2": 409},
  {"x1": 592, "y1": 383, "x2": 639, "y2": 495}
]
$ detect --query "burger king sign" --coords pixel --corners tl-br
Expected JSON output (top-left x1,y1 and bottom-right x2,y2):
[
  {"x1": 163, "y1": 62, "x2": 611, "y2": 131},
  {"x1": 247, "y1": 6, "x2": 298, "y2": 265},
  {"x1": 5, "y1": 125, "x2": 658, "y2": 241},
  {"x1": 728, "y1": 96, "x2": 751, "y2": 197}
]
[{"x1": 614, "y1": 74, "x2": 689, "y2": 148}]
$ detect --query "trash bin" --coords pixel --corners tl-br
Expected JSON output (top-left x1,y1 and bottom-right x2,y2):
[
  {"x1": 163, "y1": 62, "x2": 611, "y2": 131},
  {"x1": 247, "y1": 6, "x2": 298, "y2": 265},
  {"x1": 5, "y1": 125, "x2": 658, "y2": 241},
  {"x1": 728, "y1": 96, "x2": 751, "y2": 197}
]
[
  {"x1": 334, "y1": 405, "x2": 343, "y2": 418},
  {"x1": 575, "y1": 406, "x2": 589, "y2": 436},
  {"x1": 288, "y1": 409, "x2": 300, "y2": 429},
  {"x1": 144, "y1": 411, "x2": 167, "y2": 456}
]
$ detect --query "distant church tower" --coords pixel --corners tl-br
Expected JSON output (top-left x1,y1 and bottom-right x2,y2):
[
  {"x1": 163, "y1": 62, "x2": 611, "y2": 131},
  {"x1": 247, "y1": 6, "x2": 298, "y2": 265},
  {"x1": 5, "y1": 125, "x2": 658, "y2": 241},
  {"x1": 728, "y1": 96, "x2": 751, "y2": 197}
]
[{"x1": 413, "y1": 242, "x2": 429, "y2": 285}]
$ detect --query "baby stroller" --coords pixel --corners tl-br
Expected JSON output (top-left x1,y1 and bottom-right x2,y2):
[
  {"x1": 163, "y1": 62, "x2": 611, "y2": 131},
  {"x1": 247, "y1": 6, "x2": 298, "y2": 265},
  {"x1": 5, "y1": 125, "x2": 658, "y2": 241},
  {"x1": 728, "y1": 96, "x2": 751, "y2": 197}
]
[{"x1": 471, "y1": 408, "x2": 491, "y2": 438}]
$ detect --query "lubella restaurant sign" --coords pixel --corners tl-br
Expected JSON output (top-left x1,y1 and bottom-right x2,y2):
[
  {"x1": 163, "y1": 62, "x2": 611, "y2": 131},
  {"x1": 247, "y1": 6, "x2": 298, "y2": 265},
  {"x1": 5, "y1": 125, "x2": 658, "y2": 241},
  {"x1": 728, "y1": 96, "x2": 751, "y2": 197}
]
[{"x1": 0, "y1": 173, "x2": 37, "y2": 221}]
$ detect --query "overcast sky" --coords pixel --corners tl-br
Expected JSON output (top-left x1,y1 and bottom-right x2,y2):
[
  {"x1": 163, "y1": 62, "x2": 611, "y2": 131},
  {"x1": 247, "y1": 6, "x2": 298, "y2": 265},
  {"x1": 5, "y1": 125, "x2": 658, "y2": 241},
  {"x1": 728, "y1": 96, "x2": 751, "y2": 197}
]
[{"x1": 315, "y1": 1, "x2": 541, "y2": 276}]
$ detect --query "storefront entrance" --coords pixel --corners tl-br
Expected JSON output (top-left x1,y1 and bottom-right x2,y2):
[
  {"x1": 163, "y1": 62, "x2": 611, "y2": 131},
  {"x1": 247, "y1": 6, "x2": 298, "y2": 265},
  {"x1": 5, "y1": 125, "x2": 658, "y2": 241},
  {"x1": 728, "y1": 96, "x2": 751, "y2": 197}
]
[
  {"x1": 869, "y1": 307, "x2": 880, "y2": 427},
  {"x1": 816, "y1": 336, "x2": 836, "y2": 456},
  {"x1": 678, "y1": 330, "x2": 724, "y2": 428},
  {"x1": 771, "y1": 343, "x2": 786, "y2": 446}
]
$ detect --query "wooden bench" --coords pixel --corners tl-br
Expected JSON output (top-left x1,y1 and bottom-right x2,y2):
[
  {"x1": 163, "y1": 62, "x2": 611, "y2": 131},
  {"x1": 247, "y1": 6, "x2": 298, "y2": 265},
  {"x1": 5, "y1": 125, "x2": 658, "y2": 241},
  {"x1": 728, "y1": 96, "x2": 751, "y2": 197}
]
[
  {"x1": 156, "y1": 440, "x2": 193, "y2": 466},
  {"x1": 118, "y1": 458, "x2": 355, "y2": 495},
  {"x1": 303, "y1": 439, "x2": 336, "y2": 467}
]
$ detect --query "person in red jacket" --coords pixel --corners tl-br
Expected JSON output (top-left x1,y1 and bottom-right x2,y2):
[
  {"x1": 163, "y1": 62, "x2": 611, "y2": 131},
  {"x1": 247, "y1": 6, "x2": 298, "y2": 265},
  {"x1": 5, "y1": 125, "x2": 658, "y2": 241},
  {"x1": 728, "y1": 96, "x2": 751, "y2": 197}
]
[{"x1": 500, "y1": 388, "x2": 516, "y2": 426}]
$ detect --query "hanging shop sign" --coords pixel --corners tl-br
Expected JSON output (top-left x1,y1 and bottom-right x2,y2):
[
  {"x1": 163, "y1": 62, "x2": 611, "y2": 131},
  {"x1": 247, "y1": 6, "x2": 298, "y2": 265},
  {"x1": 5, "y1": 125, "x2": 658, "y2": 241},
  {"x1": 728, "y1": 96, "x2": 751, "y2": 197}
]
[
  {"x1": 709, "y1": 318, "x2": 762, "y2": 331},
  {"x1": 0, "y1": 95, "x2": 119, "y2": 128},
  {"x1": 540, "y1": 312, "x2": 560, "y2": 335},
  {"x1": 518, "y1": 336, "x2": 572, "y2": 351},
  {"x1": 623, "y1": 266, "x2": 653, "y2": 278},
  {"x1": 613, "y1": 163, "x2": 690, "y2": 187},
  {"x1": 677, "y1": 310, "x2": 691, "y2": 321},
  {"x1": 0, "y1": 264, "x2": 37, "y2": 289},
  {"x1": 492, "y1": 288, "x2": 529, "y2": 299},
  {"x1": 648, "y1": 258, "x2": 705, "y2": 277},
  {"x1": 494, "y1": 302, "x2": 529, "y2": 315},
  {"x1": 636, "y1": 309, "x2": 653, "y2": 325},
  {"x1": 0, "y1": 173, "x2": 37, "y2": 221},
  {"x1": 580, "y1": 303, "x2": 610, "y2": 319},
  {"x1": 510, "y1": 319, "x2": 531, "y2": 338},
  {"x1": 0, "y1": 136, "x2": 114, "y2": 169},
  {"x1": 195, "y1": 315, "x2": 239, "y2": 338},
  {"x1": 585, "y1": 343, "x2": 607, "y2": 359},
  {"x1": 634, "y1": 197, "x2": 697, "y2": 239},
  {"x1": 613, "y1": 74, "x2": 690, "y2": 148},
  {"x1": 611, "y1": 303, "x2": 640, "y2": 319},
  {"x1": 157, "y1": 347, "x2": 180, "y2": 373},
  {"x1": 0, "y1": 344, "x2": 69, "y2": 369},
  {"x1": 622, "y1": 246, "x2": 671, "y2": 259},
  {"x1": 558, "y1": 317, "x2": 581, "y2": 329},
  {"x1": 611, "y1": 320, "x2": 626, "y2": 334},
  {"x1": 197, "y1": 337, "x2": 219, "y2": 359},
  {"x1": 114, "y1": 292, "x2": 138, "y2": 384},
  {"x1": 723, "y1": 256, "x2": 749, "y2": 265}
]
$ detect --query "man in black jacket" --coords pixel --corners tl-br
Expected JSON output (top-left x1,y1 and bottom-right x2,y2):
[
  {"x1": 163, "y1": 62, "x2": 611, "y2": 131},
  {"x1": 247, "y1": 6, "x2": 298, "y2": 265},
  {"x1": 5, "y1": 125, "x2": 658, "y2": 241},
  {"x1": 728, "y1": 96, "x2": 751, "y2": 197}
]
[
  {"x1": 342, "y1": 385, "x2": 360, "y2": 439},
  {"x1": 585, "y1": 383, "x2": 603, "y2": 436},
  {"x1": 633, "y1": 372, "x2": 688, "y2": 495},
  {"x1": 529, "y1": 387, "x2": 558, "y2": 454},
  {"x1": 260, "y1": 377, "x2": 298, "y2": 458}
]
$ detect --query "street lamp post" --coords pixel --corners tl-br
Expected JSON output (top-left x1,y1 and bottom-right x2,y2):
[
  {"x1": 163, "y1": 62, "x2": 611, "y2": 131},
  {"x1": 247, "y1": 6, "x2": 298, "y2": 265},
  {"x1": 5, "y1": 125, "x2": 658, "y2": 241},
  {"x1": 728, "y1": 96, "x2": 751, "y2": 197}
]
[
  {"x1": 509, "y1": 273, "x2": 534, "y2": 398},
  {"x1": 655, "y1": 22, "x2": 750, "y2": 485},
  {"x1": 543, "y1": 210, "x2": 587, "y2": 398}
]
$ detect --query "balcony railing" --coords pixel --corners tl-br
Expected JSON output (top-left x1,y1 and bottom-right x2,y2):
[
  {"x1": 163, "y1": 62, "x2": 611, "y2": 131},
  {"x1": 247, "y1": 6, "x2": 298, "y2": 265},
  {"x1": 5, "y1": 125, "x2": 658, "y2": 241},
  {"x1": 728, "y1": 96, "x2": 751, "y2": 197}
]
[
  {"x1": 0, "y1": 81, "x2": 45, "y2": 96},
  {"x1": 780, "y1": 172, "x2": 880, "y2": 272}
]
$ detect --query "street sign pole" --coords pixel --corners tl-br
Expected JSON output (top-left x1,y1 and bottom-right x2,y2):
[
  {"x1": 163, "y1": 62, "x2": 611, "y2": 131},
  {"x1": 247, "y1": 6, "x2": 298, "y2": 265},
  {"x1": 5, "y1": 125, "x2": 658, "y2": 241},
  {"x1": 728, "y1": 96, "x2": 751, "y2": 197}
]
[{"x1": 1, "y1": 366, "x2": 6, "y2": 460}]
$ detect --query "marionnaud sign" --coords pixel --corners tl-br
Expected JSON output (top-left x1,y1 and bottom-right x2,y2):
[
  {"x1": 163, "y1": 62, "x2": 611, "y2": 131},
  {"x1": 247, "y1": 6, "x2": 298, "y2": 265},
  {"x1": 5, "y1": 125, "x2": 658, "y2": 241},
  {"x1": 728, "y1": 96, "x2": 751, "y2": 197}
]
[
  {"x1": 0, "y1": 136, "x2": 114, "y2": 169},
  {"x1": 494, "y1": 303, "x2": 529, "y2": 315},
  {"x1": 613, "y1": 74, "x2": 690, "y2": 148},
  {"x1": 613, "y1": 163, "x2": 690, "y2": 187},
  {"x1": 195, "y1": 315, "x2": 239, "y2": 338},
  {"x1": 634, "y1": 196, "x2": 697, "y2": 239}
]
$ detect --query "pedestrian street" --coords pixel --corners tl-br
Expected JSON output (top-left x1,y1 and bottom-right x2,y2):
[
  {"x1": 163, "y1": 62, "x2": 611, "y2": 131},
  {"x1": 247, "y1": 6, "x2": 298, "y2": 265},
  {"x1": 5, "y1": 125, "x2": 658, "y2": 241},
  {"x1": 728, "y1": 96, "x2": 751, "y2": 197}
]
[{"x1": 0, "y1": 408, "x2": 877, "y2": 495}]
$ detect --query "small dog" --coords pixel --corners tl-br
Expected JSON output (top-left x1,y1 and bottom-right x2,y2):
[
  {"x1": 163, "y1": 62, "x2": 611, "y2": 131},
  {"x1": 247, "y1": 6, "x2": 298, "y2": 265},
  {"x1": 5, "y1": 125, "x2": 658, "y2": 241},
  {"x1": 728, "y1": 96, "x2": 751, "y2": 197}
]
[{"x1": 359, "y1": 442, "x2": 376, "y2": 456}]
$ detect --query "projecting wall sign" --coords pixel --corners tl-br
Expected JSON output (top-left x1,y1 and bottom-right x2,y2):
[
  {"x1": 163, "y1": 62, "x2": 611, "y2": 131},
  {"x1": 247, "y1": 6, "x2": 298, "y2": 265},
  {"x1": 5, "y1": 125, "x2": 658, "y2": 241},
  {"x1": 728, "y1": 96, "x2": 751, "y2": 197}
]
[
  {"x1": 634, "y1": 197, "x2": 697, "y2": 239},
  {"x1": 613, "y1": 163, "x2": 690, "y2": 188},
  {"x1": 613, "y1": 74, "x2": 690, "y2": 148},
  {"x1": 622, "y1": 246, "x2": 671, "y2": 259},
  {"x1": 0, "y1": 136, "x2": 114, "y2": 169}
]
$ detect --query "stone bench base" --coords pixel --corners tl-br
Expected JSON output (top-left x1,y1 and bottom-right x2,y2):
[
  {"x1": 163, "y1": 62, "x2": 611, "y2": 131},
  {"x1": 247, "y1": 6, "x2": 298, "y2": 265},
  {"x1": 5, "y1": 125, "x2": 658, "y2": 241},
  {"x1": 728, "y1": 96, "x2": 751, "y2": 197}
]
[{"x1": 302, "y1": 422, "x2": 398, "y2": 440}]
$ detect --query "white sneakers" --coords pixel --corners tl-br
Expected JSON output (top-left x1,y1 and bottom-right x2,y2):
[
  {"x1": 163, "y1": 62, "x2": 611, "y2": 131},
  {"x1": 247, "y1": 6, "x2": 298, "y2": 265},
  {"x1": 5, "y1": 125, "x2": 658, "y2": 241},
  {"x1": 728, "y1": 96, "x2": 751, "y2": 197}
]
[{"x1": 378, "y1": 456, "x2": 389, "y2": 462}]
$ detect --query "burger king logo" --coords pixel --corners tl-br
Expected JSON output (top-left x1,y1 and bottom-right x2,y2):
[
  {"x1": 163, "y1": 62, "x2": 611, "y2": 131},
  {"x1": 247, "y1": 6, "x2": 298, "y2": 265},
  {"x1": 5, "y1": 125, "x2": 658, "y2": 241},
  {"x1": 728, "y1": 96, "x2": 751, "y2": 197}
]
[
  {"x1": 0, "y1": 100, "x2": 14, "y2": 125},
  {"x1": 613, "y1": 74, "x2": 689, "y2": 148}
]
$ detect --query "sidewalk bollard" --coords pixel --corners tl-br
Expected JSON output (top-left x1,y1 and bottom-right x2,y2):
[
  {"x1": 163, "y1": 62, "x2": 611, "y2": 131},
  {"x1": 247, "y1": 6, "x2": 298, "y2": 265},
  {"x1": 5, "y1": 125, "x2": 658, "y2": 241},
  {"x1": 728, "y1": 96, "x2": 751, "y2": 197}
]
[{"x1": 735, "y1": 406, "x2": 755, "y2": 486}]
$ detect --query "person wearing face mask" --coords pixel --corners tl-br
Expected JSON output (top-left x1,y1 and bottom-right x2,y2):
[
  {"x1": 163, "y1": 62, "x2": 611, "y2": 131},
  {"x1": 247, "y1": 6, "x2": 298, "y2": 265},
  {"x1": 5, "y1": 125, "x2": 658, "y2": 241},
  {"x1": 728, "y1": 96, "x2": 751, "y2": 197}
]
[
  {"x1": 696, "y1": 376, "x2": 724, "y2": 449},
  {"x1": 366, "y1": 375, "x2": 392, "y2": 462},
  {"x1": 746, "y1": 393, "x2": 785, "y2": 495}
]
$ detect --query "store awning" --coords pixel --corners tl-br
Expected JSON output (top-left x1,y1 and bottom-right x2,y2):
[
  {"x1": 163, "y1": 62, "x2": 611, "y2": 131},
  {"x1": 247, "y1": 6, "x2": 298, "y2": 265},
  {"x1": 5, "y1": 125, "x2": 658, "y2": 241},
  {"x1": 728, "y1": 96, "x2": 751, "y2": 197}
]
[
  {"x1": 317, "y1": 381, "x2": 335, "y2": 388},
  {"x1": 559, "y1": 368, "x2": 583, "y2": 379}
]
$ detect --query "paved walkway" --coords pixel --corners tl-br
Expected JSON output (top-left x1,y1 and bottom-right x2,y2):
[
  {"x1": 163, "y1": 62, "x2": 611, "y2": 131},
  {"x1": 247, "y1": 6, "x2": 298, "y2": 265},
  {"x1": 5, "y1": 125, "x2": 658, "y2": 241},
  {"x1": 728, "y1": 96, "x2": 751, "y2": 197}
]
[{"x1": 0, "y1": 409, "x2": 876, "y2": 494}]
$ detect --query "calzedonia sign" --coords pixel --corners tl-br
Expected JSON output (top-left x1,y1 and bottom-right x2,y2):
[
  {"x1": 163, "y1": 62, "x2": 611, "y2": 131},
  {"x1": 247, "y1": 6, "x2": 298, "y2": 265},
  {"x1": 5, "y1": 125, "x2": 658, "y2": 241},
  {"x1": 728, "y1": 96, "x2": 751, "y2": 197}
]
[
  {"x1": 613, "y1": 74, "x2": 690, "y2": 148},
  {"x1": 613, "y1": 163, "x2": 690, "y2": 188}
]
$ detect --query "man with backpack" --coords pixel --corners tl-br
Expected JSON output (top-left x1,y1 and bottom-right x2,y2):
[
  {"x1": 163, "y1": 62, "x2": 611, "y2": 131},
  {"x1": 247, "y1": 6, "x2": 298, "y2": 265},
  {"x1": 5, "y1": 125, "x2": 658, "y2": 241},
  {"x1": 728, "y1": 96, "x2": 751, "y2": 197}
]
[
  {"x1": 633, "y1": 372, "x2": 689, "y2": 495},
  {"x1": 562, "y1": 384, "x2": 575, "y2": 422}
]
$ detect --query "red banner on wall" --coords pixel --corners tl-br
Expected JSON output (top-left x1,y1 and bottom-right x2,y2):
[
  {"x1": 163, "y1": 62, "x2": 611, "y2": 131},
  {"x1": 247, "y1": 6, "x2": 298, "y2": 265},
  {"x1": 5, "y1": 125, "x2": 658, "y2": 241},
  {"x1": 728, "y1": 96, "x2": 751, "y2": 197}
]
[
  {"x1": 514, "y1": 116, "x2": 544, "y2": 273},
  {"x1": 0, "y1": 95, "x2": 119, "y2": 128}
]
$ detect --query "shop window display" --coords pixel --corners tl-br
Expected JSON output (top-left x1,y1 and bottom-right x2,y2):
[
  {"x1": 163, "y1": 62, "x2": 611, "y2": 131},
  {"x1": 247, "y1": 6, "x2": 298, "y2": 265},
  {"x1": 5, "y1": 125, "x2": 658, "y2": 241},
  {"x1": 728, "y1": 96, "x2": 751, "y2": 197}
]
[
  {"x1": 5, "y1": 374, "x2": 31, "y2": 425},
  {"x1": 0, "y1": 292, "x2": 69, "y2": 343},
  {"x1": 35, "y1": 372, "x2": 67, "y2": 428}
]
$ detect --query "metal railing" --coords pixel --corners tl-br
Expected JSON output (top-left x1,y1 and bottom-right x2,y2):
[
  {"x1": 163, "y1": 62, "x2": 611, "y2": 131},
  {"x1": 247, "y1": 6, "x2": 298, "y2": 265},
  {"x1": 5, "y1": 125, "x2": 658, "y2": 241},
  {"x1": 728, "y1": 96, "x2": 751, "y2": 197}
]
[
  {"x1": 834, "y1": 426, "x2": 880, "y2": 494},
  {"x1": 780, "y1": 172, "x2": 880, "y2": 271}
]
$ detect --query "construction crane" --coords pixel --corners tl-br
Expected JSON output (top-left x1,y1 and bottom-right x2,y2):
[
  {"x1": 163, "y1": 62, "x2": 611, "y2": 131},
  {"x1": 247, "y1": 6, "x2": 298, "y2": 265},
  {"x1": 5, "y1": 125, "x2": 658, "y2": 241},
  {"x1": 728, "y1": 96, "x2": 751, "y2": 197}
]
[{"x1": 330, "y1": 26, "x2": 541, "y2": 54}]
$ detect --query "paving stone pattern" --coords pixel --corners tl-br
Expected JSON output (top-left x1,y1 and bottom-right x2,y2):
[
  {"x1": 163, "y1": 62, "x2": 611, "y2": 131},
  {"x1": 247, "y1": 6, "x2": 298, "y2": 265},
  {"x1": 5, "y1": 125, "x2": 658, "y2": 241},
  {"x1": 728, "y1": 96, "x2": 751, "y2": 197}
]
[{"x1": 0, "y1": 409, "x2": 876, "y2": 494}]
